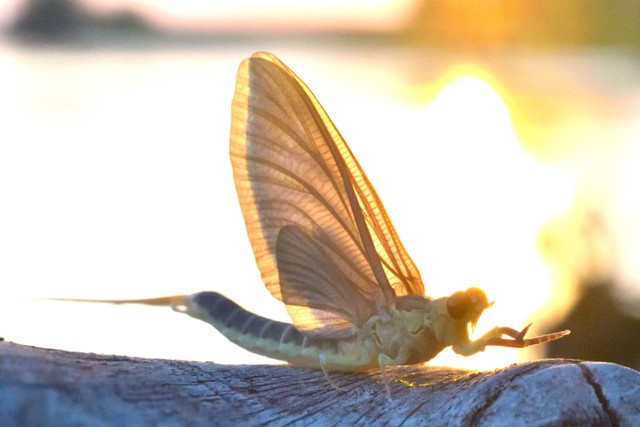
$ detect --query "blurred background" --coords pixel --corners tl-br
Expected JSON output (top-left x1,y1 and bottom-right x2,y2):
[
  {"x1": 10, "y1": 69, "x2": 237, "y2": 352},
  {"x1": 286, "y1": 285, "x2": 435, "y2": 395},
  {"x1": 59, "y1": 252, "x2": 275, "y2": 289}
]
[{"x1": 1, "y1": 0, "x2": 639, "y2": 372}]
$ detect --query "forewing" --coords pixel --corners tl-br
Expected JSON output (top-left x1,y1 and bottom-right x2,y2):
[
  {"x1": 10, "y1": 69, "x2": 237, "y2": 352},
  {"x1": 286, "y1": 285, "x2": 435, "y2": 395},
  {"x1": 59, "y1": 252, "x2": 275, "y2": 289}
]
[
  {"x1": 341, "y1": 136, "x2": 425, "y2": 297},
  {"x1": 230, "y1": 52, "x2": 424, "y2": 334}
]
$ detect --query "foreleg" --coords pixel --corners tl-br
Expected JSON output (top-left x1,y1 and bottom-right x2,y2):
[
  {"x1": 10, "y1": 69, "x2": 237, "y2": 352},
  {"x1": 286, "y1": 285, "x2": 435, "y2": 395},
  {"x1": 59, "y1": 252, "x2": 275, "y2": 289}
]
[{"x1": 454, "y1": 324, "x2": 570, "y2": 356}]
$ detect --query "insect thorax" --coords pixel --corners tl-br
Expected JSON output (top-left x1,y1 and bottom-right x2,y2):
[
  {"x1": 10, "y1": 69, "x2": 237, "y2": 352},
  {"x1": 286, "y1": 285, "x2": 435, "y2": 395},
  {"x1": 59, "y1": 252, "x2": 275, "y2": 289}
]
[{"x1": 358, "y1": 297, "x2": 447, "y2": 366}]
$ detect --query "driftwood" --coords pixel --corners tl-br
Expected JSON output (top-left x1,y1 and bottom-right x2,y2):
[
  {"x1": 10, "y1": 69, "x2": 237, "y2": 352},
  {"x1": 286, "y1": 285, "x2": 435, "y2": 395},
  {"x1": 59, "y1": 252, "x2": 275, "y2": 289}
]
[{"x1": 1, "y1": 341, "x2": 639, "y2": 426}]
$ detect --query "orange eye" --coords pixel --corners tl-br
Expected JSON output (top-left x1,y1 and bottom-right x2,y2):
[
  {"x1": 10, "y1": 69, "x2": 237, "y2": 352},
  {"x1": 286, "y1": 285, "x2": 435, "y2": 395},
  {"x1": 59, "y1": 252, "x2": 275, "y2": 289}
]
[
  {"x1": 465, "y1": 287, "x2": 489, "y2": 309},
  {"x1": 447, "y1": 290, "x2": 472, "y2": 319}
]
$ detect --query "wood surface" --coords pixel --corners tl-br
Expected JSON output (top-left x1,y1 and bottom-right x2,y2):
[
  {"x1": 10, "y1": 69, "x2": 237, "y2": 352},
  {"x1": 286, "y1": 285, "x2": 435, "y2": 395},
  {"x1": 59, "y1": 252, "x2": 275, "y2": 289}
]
[{"x1": 1, "y1": 341, "x2": 639, "y2": 426}]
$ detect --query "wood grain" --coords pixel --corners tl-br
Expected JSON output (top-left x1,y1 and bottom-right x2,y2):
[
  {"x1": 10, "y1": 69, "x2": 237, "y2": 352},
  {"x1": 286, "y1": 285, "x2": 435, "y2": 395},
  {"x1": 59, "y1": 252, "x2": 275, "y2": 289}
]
[{"x1": 1, "y1": 341, "x2": 639, "y2": 426}]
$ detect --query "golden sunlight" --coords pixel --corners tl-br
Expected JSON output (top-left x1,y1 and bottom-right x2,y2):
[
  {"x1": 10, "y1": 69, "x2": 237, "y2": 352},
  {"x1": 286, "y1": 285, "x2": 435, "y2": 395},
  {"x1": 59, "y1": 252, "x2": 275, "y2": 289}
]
[
  {"x1": 413, "y1": 68, "x2": 572, "y2": 369},
  {"x1": 0, "y1": 49, "x2": 576, "y2": 372},
  {"x1": 425, "y1": 73, "x2": 512, "y2": 145}
]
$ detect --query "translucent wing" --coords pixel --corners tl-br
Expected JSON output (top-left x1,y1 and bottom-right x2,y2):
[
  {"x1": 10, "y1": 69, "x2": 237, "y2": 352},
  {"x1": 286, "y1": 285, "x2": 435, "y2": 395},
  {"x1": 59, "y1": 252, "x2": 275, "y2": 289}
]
[
  {"x1": 276, "y1": 224, "x2": 377, "y2": 337},
  {"x1": 230, "y1": 52, "x2": 424, "y2": 335}
]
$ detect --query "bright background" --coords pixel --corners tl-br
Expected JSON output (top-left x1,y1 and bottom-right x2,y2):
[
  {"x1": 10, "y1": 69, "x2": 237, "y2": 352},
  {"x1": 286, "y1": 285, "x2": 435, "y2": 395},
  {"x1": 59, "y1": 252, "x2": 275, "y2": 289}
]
[{"x1": 1, "y1": 0, "x2": 639, "y2": 371}]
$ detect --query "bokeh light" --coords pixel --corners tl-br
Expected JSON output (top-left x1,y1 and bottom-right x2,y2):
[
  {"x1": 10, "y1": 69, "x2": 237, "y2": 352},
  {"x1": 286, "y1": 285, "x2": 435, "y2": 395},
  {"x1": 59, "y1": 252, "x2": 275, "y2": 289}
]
[{"x1": 1, "y1": 0, "x2": 639, "y2": 371}]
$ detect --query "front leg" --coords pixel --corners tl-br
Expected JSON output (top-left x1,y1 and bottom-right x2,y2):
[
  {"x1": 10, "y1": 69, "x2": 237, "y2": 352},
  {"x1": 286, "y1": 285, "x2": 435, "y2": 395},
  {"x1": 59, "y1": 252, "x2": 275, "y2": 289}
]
[{"x1": 454, "y1": 324, "x2": 570, "y2": 356}]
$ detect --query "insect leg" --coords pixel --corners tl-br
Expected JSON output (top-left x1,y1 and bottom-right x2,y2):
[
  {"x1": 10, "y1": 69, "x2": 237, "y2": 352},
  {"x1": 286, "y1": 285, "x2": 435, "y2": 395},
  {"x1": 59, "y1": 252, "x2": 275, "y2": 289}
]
[
  {"x1": 378, "y1": 353, "x2": 394, "y2": 401},
  {"x1": 318, "y1": 354, "x2": 345, "y2": 392},
  {"x1": 454, "y1": 325, "x2": 570, "y2": 356}
]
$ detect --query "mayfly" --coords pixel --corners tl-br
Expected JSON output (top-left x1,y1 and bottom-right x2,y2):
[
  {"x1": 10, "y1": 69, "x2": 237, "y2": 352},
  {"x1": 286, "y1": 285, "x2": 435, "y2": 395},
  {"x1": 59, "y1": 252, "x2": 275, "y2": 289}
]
[{"x1": 55, "y1": 52, "x2": 569, "y2": 397}]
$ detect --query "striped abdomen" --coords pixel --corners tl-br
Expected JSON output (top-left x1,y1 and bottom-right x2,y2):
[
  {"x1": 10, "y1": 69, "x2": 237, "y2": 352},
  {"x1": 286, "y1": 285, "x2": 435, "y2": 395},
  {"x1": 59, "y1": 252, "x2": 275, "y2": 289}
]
[{"x1": 184, "y1": 292, "x2": 366, "y2": 369}]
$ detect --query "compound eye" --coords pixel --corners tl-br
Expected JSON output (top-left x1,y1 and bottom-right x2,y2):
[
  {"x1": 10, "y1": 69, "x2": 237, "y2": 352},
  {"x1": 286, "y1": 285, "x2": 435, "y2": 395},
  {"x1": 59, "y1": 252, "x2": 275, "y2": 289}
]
[
  {"x1": 447, "y1": 290, "x2": 471, "y2": 319},
  {"x1": 466, "y1": 287, "x2": 489, "y2": 309}
]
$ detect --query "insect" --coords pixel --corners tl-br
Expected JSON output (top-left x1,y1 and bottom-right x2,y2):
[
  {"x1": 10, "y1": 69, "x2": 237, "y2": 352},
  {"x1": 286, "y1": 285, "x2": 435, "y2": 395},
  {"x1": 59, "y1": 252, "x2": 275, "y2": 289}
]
[{"x1": 55, "y1": 52, "x2": 569, "y2": 397}]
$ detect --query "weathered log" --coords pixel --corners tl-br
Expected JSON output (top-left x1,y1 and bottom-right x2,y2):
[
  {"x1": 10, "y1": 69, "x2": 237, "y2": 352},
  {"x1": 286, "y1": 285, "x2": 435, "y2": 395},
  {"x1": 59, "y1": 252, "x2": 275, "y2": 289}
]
[{"x1": 1, "y1": 341, "x2": 639, "y2": 426}]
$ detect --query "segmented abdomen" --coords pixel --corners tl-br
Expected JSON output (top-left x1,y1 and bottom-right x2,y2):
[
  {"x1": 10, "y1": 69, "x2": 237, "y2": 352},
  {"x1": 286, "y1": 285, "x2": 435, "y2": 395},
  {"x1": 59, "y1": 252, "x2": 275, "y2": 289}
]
[
  {"x1": 186, "y1": 292, "x2": 352, "y2": 367},
  {"x1": 191, "y1": 292, "x2": 305, "y2": 345}
]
